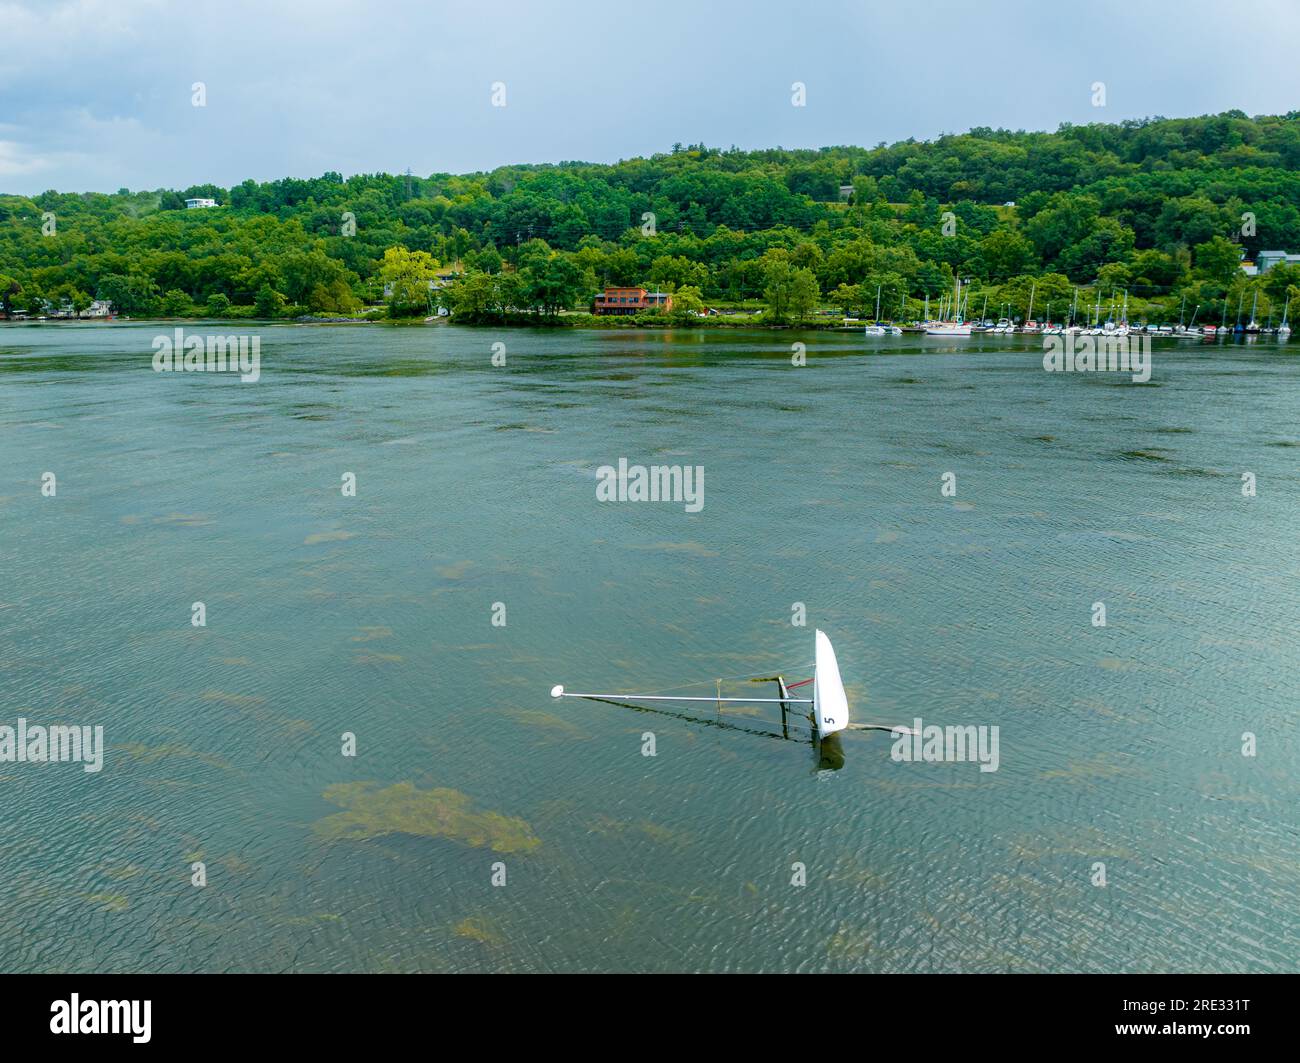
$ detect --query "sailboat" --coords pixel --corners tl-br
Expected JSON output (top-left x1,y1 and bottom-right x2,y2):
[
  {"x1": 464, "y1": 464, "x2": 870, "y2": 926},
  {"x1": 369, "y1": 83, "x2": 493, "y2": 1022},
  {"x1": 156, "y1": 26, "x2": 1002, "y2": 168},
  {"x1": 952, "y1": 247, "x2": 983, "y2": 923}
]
[
  {"x1": 1021, "y1": 282, "x2": 1039, "y2": 332},
  {"x1": 1278, "y1": 295, "x2": 1291, "y2": 339},
  {"x1": 1245, "y1": 291, "x2": 1261, "y2": 334},
  {"x1": 863, "y1": 285, "x2": 902, "y2": 336},
  {"x1": 1084, "y1": 290, "x2": 1103, "y2": 335},
  {"x1": 549, "y1": 630, "x2": 915, "y2": 749},
  {"x1": 1116, "y1": 290, "x2": 1131, "y2": 335},
  {"x1": 1208, "y1": 297, "x2": 1229, "y2": 337},
  {"x1": 864, "y1": 285, "x2": 888, "y2": 336},
  {"x1": 1065, "y1": 288, "x2": 1080, "y2": 333},
  {"x1": 926, "y1": 277, "x2": 972, "y2": 336}
]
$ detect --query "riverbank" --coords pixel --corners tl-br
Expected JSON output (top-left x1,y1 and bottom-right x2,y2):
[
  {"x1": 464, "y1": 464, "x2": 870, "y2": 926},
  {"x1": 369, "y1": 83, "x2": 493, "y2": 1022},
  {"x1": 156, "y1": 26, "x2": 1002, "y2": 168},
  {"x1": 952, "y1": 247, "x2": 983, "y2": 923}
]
[{"x1": 0, "y1": 313, "x2": 866, "y2": 331}]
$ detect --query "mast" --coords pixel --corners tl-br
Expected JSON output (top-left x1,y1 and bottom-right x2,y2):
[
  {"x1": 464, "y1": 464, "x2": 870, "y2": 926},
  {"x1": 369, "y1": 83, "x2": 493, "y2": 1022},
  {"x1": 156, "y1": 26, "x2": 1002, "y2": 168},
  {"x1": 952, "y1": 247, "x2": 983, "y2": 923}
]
[{"x1": 1026, "y1": 280, "x2": 1036, "y2": 325}]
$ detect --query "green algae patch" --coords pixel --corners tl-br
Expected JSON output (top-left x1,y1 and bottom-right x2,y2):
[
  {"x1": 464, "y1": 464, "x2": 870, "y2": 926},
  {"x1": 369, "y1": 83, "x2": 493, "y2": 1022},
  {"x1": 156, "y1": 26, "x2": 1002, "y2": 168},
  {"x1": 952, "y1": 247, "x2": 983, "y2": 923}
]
[
  {"x1": 304, "y1": 530, "x2": 355, "y2": 545},
  {"x1": 591, "y1": 816, "x2": 691, "y2": 849},
  {"x1": 315, "y1": 782, "x2": 540, "y2": 854},
  {"x1": 81, "y1": 893, "x2": 130, "y2": 913},
  {"x1": 452, "y1": 916, "x2": 503, "y2": 945},
  {"x1": 503, "y1": 709, "x2": 587, "y2": 740}
]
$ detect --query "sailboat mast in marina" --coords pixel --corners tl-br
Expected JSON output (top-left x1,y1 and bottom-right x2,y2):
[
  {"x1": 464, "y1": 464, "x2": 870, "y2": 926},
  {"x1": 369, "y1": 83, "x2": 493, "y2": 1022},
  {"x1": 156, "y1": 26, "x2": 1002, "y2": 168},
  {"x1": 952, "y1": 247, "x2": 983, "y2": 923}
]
[{"x1": 925, "y1": 275, "x2": 973, "y2": 336}]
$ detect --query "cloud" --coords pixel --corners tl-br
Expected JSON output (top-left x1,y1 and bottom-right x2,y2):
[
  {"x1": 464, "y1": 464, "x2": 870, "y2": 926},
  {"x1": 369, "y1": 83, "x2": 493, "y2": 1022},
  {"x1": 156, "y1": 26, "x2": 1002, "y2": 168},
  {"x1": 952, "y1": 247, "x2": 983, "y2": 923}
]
[{"x1": 1, "y1": 0, "x2": 1299, "y2": 193}]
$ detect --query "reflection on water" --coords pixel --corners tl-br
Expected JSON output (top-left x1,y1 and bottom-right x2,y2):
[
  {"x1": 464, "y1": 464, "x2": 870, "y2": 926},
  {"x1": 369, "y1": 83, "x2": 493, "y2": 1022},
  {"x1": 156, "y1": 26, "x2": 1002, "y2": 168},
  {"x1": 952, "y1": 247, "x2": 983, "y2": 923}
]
[{"x1": 0, "y1": 323, "x2": 1297, "y2": 973}]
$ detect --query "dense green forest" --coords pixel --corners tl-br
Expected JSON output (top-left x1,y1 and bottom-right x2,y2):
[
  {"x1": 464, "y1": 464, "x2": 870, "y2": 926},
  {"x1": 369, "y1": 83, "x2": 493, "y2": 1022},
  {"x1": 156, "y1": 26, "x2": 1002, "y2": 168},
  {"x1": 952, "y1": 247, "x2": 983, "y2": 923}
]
[{"x1": 3, "y1": 110, "x2": 1300, "y2": 326}]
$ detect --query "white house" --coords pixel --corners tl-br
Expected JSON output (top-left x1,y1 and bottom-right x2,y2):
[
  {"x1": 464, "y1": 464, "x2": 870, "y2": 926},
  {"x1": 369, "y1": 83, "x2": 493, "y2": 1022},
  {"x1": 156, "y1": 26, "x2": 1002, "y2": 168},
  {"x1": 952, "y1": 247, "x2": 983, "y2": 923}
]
[
  {"x1": 185, "y1": 197, "x2": 218, "y2": 209},
  {"x1": 1255, "y1": 250, "x2": 1300, "y2": 273},
  {"x1": 80, "y1": 299, "x2": 113, "y2": 318},
  {"x1": 382, "y1": 278, "x2": 443, "y2": 298}
]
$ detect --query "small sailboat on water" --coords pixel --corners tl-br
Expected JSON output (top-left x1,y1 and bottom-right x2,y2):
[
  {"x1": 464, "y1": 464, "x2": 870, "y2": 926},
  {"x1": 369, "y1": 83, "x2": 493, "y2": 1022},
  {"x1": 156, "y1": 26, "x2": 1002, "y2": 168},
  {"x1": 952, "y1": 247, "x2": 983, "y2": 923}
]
[{"x1": 549, "y1": 630, "x2": 914, "y2": 753}]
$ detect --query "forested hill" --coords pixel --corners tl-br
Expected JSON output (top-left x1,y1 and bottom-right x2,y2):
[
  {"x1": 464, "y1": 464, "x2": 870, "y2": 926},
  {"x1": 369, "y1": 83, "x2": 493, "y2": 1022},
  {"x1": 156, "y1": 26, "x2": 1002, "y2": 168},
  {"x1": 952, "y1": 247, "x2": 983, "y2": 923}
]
[{"x1": 2, "y1": 110, "x2": 1299, "y2": 321}]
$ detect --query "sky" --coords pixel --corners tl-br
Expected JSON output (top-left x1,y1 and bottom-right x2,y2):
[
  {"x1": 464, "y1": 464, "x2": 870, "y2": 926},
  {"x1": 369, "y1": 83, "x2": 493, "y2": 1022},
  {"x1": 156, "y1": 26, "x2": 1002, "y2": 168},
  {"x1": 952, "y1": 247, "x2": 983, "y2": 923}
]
[{"x1": 2, "y1": 0, "x2": 1299, "y2": 194}]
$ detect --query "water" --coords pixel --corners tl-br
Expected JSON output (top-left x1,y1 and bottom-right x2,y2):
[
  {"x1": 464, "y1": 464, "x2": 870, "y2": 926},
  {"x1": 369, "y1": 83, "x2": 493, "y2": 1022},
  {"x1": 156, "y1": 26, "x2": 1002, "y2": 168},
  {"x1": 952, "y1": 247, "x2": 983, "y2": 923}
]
[{"x1": 1, "y1": 322, "x2": 1297, "y2": 972}]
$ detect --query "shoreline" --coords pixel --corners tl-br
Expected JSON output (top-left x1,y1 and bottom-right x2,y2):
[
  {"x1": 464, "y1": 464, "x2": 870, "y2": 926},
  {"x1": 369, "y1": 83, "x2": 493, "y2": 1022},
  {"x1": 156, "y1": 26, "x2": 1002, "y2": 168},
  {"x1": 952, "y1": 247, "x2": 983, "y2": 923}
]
[
  {"x1": 2, "y1": 317, "x2": 1295, "y2": 343},
  {"x1": 0, "y1": 315, "x2": 869, "y2": 331}
]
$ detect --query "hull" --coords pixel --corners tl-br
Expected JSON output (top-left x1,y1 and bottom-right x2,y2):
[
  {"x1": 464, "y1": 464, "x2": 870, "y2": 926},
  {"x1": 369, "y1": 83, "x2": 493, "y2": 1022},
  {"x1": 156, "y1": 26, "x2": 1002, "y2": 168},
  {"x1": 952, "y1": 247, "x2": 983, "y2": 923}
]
[
  {"x1": 926, "y1": 324, "x2": 972, "y2": 336},
  {"x1": 812, "y1": 630, "x2": 849, "y2": 738}
]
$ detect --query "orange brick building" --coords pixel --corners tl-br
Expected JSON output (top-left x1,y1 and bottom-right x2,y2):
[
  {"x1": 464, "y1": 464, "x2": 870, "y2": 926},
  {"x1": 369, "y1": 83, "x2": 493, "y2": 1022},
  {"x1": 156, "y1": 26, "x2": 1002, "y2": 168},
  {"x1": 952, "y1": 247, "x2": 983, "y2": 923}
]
[{"x1": 593, "y1": 287, "x2": 673, "y2": 315}]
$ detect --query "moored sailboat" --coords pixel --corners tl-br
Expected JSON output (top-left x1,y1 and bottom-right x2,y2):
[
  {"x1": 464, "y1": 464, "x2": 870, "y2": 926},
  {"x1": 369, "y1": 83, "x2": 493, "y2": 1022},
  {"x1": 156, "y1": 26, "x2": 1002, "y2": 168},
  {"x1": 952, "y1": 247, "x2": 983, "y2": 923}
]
[{"x1": 926, "y1": 276, "x2": 972, "y2": 336}]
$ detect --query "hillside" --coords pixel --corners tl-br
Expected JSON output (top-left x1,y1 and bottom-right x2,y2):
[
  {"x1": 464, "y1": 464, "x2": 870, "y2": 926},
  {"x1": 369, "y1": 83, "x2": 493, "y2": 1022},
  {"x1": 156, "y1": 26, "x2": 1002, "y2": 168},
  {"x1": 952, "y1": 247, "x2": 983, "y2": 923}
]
[{"x1": 2, "y1": 110, "x2": 1299, "y2": 323}]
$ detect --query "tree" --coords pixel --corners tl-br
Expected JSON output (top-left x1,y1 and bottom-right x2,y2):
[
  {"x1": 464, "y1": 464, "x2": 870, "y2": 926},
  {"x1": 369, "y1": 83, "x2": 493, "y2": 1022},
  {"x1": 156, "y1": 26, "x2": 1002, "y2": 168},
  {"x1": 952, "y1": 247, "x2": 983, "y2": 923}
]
[
  {"x1": 789, "y1": 267, "x2": 820, "y2": 322},
  {"x1": 1263, "y1": 262, "x2": 1300, "y2": 302},
  {"x1": 446, "y1": 271, "x2": 501, "y2": 320},
  {"x1": 832, "y1": 282, "x2": 862, "y2": 318},
  {"x1": 668, "y1": 285, "x2": 705, "y2": 319},
  {"x1": 254, "y1": 284, "x2": 286, "y2": 318},
  {"x1": 524, "y1": 255, "x2": 588, "y2": 316},
  {"x1": 648, "y1": 254, "x2": 708, "y2": 292},
  {"x1": 763, "y1": 260, "x2": 795, "y2": 322},
  {"x1": 0, "y1": 273, "x2": 20, "y2": 316},
  {"x1": 161, "y1": 288, "x2": 195, "y2": 316},
  {"x1": 1193, "y1": 236, "x2": 1242, "y2": 284},
  {"x1": 97, "y1": 274, "x2": 159, "y2": 316},
  {"x1": 978, "y1": 230, "x2": 1035, "y2": 282},
  {"x1": 379, "y1": 246, "x2": 438, "y2": 317}
]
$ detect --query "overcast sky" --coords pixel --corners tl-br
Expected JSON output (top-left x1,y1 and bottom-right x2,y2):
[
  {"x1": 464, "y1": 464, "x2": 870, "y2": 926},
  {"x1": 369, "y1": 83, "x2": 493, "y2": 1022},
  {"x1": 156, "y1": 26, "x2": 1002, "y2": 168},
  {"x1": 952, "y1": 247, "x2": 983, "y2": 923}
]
[{"x1": 3, "y1": 0, "x2": 1299, "y2": 194}]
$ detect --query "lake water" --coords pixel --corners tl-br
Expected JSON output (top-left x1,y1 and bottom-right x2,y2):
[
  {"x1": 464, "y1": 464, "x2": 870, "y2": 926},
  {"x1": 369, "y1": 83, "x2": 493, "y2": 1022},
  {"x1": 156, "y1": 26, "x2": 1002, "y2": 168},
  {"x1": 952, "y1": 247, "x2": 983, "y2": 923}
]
[{"x1": 1, "y1": 322, "x2": 1297, "y2": 972}]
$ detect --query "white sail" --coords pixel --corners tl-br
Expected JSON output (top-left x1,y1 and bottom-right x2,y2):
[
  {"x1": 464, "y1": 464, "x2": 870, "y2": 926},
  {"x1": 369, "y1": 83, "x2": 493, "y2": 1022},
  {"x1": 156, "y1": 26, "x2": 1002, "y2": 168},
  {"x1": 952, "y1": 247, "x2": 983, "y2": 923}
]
[{"x1": 812, "y1": 630, "x2": 849, "y2": 737}]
